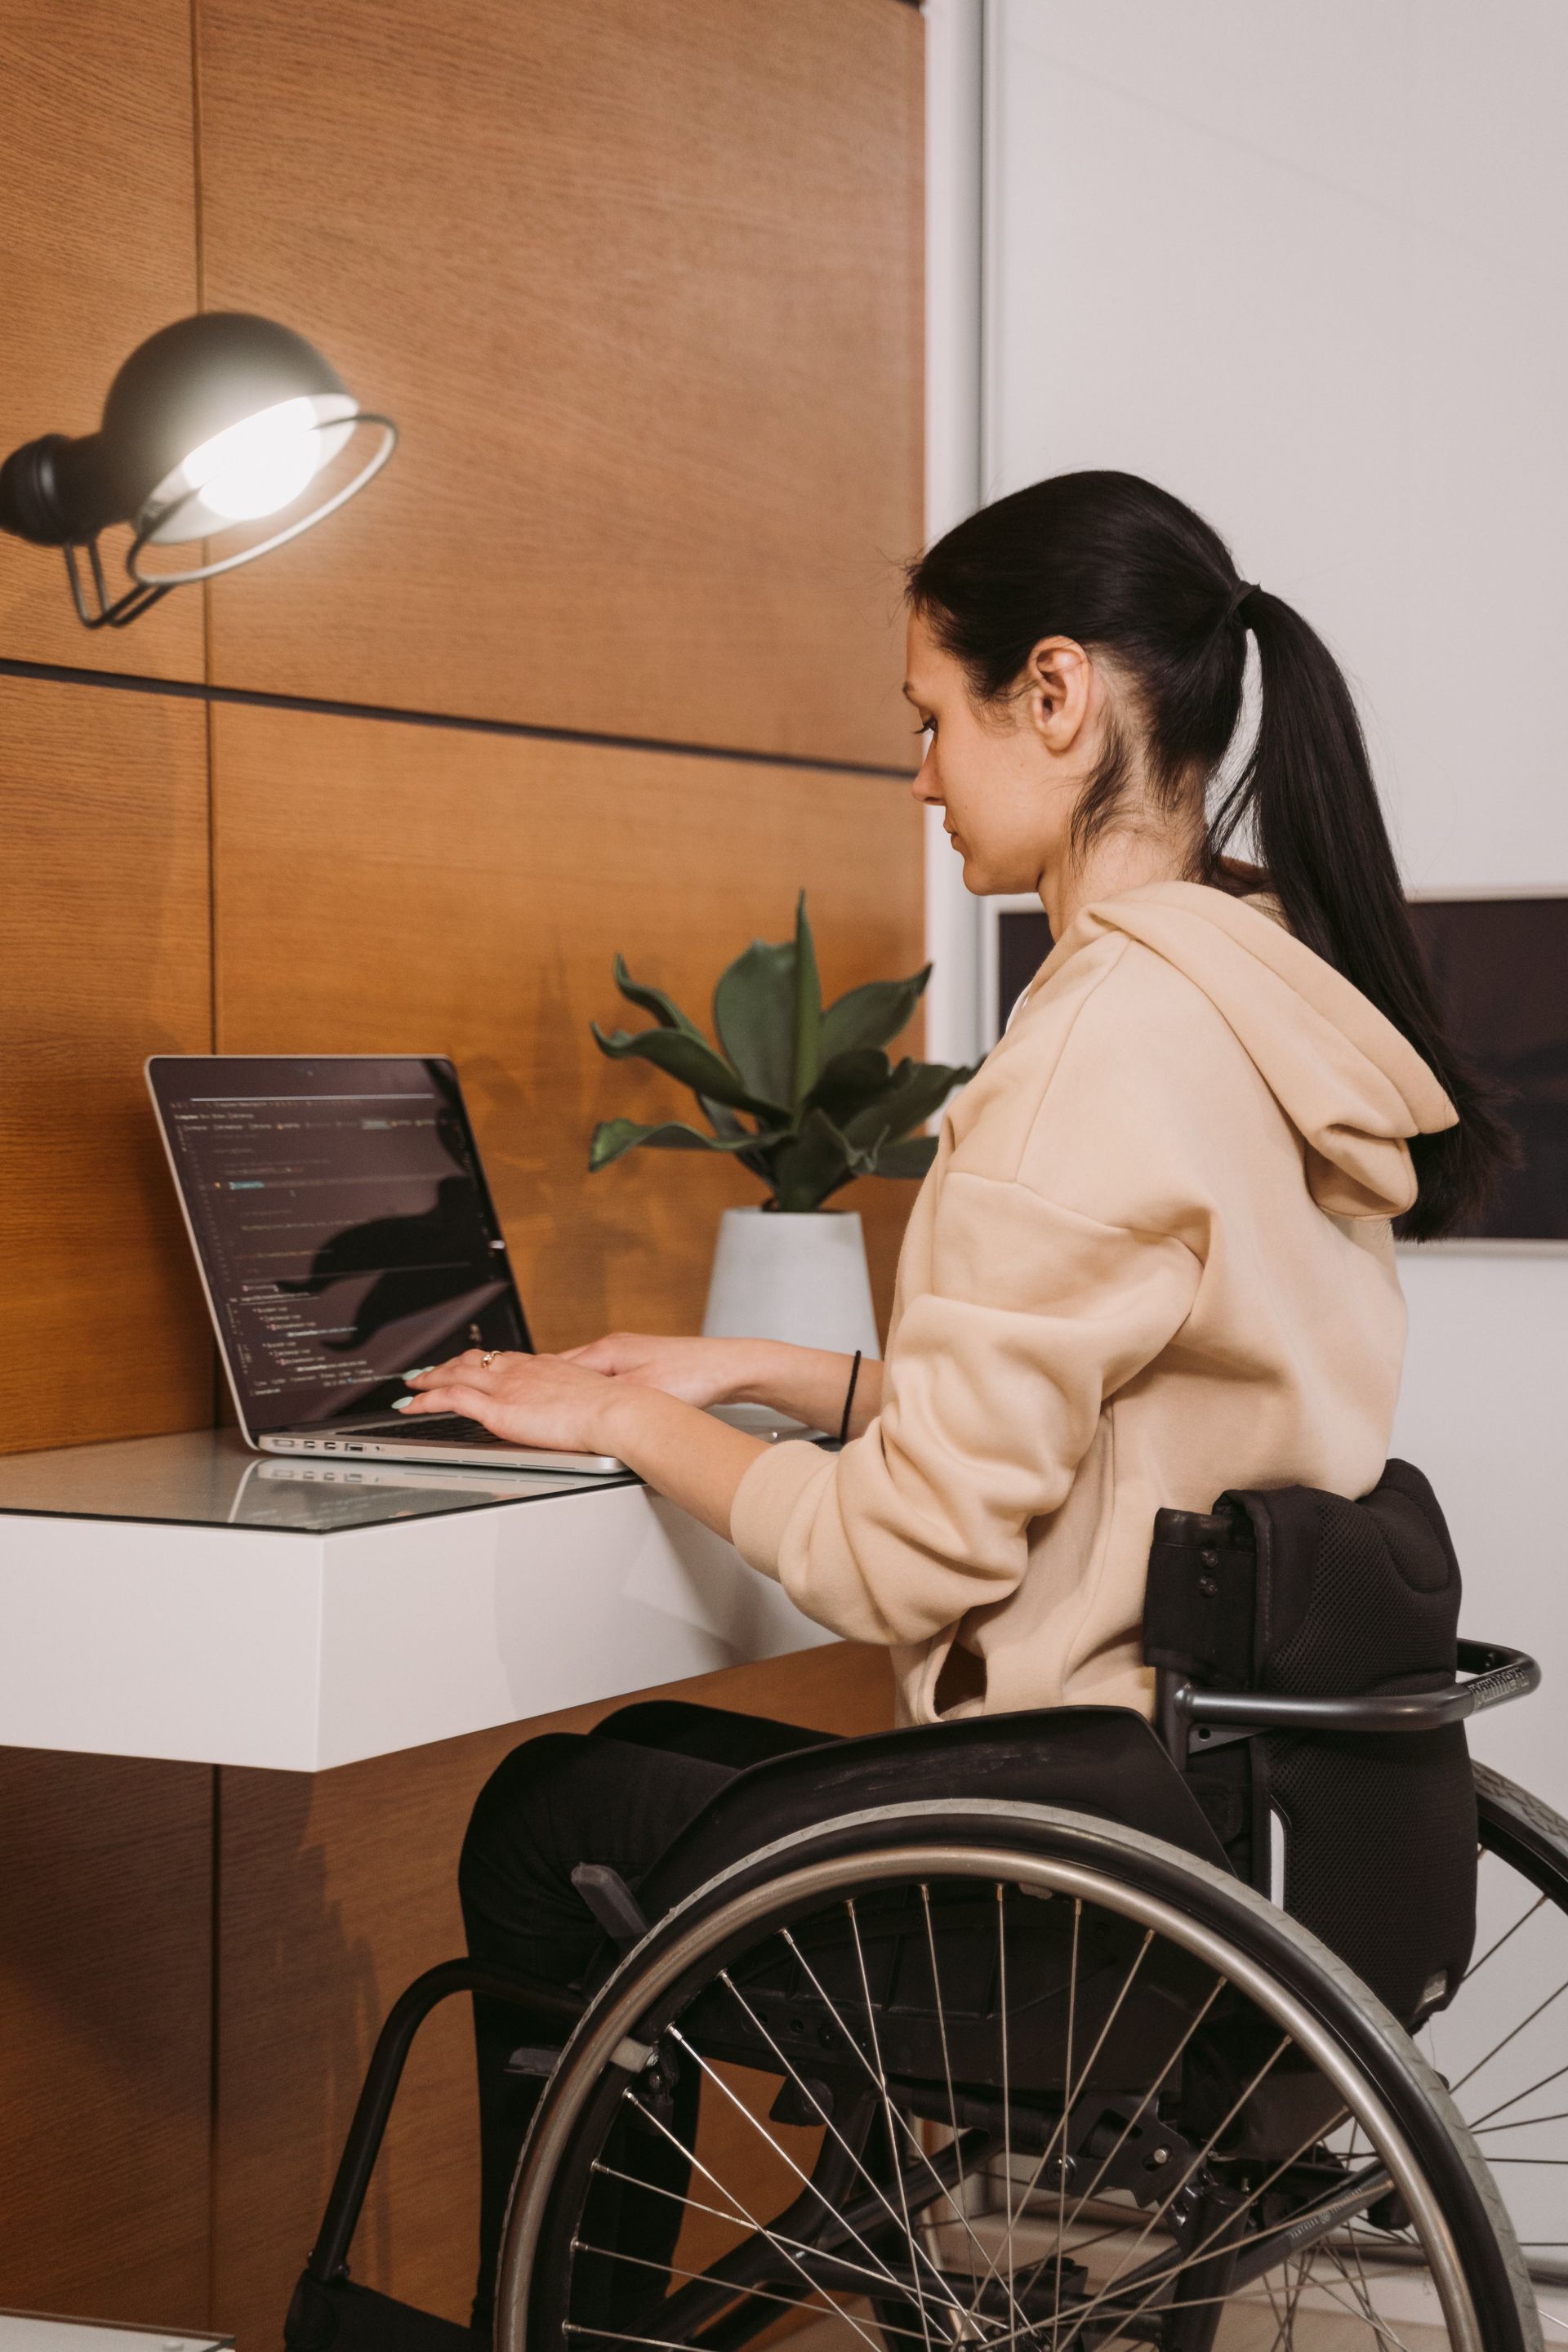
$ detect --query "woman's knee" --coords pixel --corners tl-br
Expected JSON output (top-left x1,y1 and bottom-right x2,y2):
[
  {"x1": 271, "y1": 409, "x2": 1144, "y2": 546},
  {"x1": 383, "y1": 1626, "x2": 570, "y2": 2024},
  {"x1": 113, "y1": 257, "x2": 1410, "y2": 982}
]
[{"x1": 459, "y1": 1731, "x2": 594, "y2": 1918}]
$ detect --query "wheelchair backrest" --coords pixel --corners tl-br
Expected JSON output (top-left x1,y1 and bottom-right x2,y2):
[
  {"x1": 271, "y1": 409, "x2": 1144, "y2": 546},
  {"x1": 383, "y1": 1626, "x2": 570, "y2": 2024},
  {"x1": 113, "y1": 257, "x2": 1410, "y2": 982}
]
[{"x1": 1143, "y1": 1459, "x2": 1477, "y2": 2024}]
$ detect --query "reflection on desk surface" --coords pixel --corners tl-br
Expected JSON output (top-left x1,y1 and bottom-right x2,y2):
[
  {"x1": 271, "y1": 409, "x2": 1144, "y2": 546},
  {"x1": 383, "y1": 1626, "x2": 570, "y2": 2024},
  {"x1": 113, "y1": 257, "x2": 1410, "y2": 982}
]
[
  {"x1": 0, "y1": 2318, "x2": 229, "y2": 2352},
  {"x1": 0, "y1": 1427, "x2": 636, "y2": 1534}
]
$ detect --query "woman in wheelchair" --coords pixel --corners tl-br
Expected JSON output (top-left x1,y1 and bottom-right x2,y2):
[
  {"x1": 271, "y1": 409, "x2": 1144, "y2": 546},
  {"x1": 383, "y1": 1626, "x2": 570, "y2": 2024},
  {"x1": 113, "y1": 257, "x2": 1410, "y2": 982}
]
[{"x1": 312, "y1": 474, "x2": 1564, "y2": 2350}]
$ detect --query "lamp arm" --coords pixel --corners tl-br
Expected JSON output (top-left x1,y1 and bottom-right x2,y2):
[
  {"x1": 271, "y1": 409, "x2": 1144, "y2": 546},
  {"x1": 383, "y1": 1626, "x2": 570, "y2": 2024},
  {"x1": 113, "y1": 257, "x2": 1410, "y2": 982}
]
[{"x1": 63, "y1": 539, "x2": 172, "y2": 630}]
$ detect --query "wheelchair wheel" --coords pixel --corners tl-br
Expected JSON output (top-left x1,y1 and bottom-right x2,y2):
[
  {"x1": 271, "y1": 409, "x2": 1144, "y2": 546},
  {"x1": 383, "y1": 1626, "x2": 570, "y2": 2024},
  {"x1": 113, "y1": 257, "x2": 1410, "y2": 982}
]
[
  {"x1": 1394, "y1": 1766, "x2": 1568, "y2": 2314},
  {"x1": 496, "y1": 1801, "x2": 1540, "y2": 2352}
]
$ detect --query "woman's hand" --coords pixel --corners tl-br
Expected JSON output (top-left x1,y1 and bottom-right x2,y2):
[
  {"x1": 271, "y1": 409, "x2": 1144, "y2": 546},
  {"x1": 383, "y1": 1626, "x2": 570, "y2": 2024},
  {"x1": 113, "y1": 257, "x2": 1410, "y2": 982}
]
[
  {"x1": 558, "y1": 1330, "x2": 760, "y2": 1408},
  {"x1": 396, "y1": 1348, "x2": 628, "y2": 1457},
  {"x1": 396, "y1": 1344, "x2": 769, "y2": 1536}
]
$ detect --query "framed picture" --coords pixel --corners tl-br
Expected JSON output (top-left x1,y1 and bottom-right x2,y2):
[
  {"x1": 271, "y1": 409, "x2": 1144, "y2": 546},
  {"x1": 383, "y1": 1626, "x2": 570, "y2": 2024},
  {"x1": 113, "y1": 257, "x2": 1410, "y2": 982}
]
[
  {"x1": 982, "y1": 895, "x2": 1054, "y2": 1045},
  {"x1": 1409, "y1": 891, "x2": 1568, "y2": 1246},
  {"x1": 985, "y1": 890, "x2": 1568, "y2": 1246}
]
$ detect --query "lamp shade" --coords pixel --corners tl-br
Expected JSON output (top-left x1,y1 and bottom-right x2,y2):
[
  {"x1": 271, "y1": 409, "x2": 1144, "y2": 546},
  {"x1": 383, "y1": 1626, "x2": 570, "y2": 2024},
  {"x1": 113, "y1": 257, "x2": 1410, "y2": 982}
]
[
  {"x1": 20, "y1": 314, "x2": 353, "y2": 540},
  {"x1": 0, "y1": 310, "x2": 395, "y2": 627}
]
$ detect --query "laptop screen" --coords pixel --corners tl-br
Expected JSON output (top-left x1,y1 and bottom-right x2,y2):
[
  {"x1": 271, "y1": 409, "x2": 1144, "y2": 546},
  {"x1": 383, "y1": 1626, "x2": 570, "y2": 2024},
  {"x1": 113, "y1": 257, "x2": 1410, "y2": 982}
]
[{"x1": 147, "y1": 1055, "x2": 531, "y2": 1434}]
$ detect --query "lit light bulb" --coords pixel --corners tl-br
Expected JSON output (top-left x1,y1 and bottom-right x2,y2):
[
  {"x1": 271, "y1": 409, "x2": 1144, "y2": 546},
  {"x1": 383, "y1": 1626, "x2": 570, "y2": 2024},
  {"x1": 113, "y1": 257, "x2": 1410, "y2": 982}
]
[{"x1": 182, "y1": 395, "x2": 327, "y2": 523}]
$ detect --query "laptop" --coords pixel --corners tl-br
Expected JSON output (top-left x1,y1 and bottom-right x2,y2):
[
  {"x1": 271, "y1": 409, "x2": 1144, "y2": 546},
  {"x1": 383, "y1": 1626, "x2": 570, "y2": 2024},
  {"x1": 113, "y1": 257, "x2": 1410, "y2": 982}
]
[{"x1": 147, "y1": 1054, "x2": 808, "y2": 1475}]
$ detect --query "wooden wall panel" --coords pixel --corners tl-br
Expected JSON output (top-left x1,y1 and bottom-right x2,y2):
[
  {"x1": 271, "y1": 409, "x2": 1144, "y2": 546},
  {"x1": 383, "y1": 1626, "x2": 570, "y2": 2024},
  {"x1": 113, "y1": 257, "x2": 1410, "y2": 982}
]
[
  {"x1": 0, "y1": 677, "x2": 214, "y2": 1452},
  {"x1": 193, "y1": 0, "x2": 923, "y2": 768},
  {"x1": 0, "y1": 1750, "x2": 213, "y2": 2328},
  {"x1": 212, "y1": 1645, "x2": 893, "y2": 2345},
  {"x1": 211, "y1": 705, "x2": 924, "y2": 1345},
  {"x1": 0, "y1": 0, "x2": 203, "y2": 679}
]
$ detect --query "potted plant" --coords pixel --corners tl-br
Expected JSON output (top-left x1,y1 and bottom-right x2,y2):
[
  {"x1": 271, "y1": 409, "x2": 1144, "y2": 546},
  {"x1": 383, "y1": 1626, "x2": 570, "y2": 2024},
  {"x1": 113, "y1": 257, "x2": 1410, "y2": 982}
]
[{"x1": 589, "y1": 894, "x2": 977, "y2": 1354}]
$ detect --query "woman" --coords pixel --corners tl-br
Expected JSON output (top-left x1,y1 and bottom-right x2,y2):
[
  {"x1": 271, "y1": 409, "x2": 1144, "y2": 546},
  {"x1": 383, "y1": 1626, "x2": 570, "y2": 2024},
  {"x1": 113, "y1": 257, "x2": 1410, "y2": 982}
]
[{"x1": 396, "y1": 470, "x2": 1505, "y2": 2327}]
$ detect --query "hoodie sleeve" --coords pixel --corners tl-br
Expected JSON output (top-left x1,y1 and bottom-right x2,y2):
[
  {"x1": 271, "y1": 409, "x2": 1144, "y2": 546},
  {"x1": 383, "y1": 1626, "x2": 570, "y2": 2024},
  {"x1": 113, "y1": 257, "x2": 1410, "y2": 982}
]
[{"x1": 728, "y1": 1169, "x2": 1201, "y2": 1646}]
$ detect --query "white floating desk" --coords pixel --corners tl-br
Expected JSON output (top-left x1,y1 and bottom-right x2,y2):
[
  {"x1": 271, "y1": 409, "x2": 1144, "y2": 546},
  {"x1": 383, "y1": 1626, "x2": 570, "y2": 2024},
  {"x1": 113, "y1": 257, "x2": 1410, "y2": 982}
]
[{"x1": 0, "y1": 1430, "x2": 830, "y2": 1773}]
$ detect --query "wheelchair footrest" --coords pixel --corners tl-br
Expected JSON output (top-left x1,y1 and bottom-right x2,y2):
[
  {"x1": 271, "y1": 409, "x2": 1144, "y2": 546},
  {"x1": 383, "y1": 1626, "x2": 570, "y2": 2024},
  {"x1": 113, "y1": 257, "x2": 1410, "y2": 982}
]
[{"x1": 285, "y1": 2270, "x2": 481, "y2": 2352}]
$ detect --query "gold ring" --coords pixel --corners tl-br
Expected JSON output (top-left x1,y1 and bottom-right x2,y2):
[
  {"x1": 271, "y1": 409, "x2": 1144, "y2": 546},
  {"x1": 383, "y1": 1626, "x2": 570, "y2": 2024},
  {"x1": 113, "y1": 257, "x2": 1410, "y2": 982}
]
[{"x1": 481, "y1": 1349, "x2": 500, "y2": 1368}]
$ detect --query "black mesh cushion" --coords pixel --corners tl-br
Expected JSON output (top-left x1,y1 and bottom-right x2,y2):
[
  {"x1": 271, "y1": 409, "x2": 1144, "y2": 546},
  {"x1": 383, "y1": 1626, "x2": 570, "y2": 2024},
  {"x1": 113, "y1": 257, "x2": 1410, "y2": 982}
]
[
  {"x1": 1230, "y1": 1462, "x2": 1477, "y2": 2023},
  {"x1": 1241, "y1": 1462, "x2": 1463, "y2": 1699}
]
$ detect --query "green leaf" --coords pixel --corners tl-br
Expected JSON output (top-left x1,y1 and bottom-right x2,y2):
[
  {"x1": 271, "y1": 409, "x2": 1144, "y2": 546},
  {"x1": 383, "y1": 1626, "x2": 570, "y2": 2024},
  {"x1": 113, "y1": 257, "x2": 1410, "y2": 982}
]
[
  {"x1": 766, "y1": 1107, "x2": 860, "y2": 1214},
  {"x1": 791, "y1": 891, "x2": 822, "y2": 1111},
  {"x1": 804, "y1": 1047, "x2": 894, "y2": 1124},
  {"x1": 700, "y1": 1095, "x2": 745, "y2": 1138},
  {"x1": 591, "y1": 1022, "x2": 786, "y2": 1118},
  {"x1": 610, "y1": 954, "x2": 706, "y2": 1041},
  {"x1": 589, "y1": 1117, "x2": 786, "y2": 1171},
  {"x1": 713, "y1": 934, "x2": 798, "y2": 1108},
  {"x1": 862, "y1": 1133, "x2": 938, "y2": 1180},
  {"x1": 840, "y1": 1057, "x2": 975, "y2": 1147},
  {"x1": 818, "y1": 965, "x2": 932, "y2": 1062}
]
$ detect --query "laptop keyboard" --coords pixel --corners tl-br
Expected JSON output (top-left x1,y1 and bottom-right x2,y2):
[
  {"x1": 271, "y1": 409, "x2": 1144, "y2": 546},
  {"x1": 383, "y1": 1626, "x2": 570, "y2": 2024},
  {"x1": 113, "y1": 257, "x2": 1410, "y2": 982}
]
[{"x1": 346, "y1": 1415, "x2": 520, "y2": 1446}]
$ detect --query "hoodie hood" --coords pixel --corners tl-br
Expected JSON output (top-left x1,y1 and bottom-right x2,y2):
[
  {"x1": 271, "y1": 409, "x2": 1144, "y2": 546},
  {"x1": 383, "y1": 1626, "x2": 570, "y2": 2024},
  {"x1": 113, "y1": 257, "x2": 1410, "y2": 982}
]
[{"x1": 1036, "y1": 880, "x2": 1458, "y2": 1219}]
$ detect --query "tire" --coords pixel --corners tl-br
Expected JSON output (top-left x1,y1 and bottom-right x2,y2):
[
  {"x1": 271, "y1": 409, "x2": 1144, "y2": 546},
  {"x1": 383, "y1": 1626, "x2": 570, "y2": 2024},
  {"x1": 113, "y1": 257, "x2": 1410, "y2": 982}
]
[{"x1": 495, "y1": 1800, "x2": 1543, "y2": 2352}]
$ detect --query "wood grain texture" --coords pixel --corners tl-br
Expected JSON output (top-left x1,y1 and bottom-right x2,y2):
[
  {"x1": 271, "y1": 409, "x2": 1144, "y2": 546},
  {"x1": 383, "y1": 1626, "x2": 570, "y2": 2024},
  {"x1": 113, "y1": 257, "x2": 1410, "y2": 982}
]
[
  {"x1": 0, "y1": 1749, "x2": 214, "y2": 2328},
  {"x1": 211, "y1": 704, "x2": 924, "y2": 1343},
  {"x1": 0, "y1": 675, "x2": 215, "y2": 1450},
  {"x1": 0, "y1": 0, "x2": 203, "y2": 679},
  {"x1": 213, "y1": 1644, "x2": 894, "y2": 2345},
  {"x1": 194, "y1": 0, "x2": 924, "y2": 768}
]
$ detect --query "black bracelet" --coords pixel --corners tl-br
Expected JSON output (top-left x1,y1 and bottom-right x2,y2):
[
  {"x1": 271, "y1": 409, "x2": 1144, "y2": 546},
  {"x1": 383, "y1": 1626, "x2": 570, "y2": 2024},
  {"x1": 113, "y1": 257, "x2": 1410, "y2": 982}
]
[{"x1": 835, "y1": 1350, "x2": 863, "y2": 1448}]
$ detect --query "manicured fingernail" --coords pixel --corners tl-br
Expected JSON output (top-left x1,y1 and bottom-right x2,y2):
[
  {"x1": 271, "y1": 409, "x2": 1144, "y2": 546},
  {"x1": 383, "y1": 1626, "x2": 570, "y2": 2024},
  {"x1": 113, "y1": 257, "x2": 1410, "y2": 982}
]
[
  {"x1": 390, "y1": 1396, "x2": 414, "y2": 1411},
  {"x1": 402, "y1": 1366, "x2": 432, "y2": 1383}
]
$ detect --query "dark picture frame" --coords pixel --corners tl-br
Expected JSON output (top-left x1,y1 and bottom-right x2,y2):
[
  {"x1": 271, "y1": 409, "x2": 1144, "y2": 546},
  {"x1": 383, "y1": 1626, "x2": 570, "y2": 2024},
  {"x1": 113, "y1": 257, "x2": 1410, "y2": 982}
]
[{"x1": 992, "y1": 893, "x2": 1568, "y2": 1245}]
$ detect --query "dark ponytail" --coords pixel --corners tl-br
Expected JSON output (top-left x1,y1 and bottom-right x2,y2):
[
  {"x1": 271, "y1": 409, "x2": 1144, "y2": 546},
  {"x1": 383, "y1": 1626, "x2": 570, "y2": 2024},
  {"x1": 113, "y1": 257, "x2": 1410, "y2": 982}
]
[{"x1": 907, "y1": 470, "x2": 1510, "y2": 1240}]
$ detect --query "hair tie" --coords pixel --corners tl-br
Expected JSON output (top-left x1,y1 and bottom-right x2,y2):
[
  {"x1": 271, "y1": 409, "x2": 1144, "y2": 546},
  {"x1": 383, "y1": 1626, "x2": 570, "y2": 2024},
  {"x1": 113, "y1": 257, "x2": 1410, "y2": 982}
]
[{"x1": 1223, "y1": 577, "x2": 1261, "y2": 628}]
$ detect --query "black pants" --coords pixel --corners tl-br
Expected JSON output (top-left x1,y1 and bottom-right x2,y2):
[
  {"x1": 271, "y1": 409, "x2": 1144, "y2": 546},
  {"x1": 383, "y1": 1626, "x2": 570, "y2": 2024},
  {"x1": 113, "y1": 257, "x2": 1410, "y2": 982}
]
[{"x1": 458, "y1": 1701, "x2": 835, "y2": 2334}]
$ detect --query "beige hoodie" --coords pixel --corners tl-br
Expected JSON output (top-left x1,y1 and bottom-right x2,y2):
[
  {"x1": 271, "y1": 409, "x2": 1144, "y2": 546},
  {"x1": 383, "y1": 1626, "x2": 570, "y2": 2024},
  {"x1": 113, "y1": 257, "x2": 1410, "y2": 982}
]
[{"x1": 729, "y1": 880, "x2": 1457, "y2": 1724}]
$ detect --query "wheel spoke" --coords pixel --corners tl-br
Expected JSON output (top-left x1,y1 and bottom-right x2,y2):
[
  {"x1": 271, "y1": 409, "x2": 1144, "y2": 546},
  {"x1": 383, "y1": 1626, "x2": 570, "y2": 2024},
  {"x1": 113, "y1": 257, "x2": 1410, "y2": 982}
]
[
  {"x1": 772, "y1": 1920, "x2": 1004, "y2": 2308},
  {"x1": 1448, "y1": 1972, "x2": 1568, "y2": 2095},
  {"x1": 567, "y1": 2238, "x2": 938, "y2": 2345},
  {"x1": 590, "y1": 2158, "x2": 969, "y2": 2310},
  {"x1": 617, "y1": 2076, "x2": 889, "y2": 2352},
  {"x1": 1316, "y1": 2242, "x2": 1425, "y2": 2351},
  {"x1": 1051, "y1": 2069, "x2": 1332, "y2": 2352},
  {"x1": 844, "y1": 1894, "x2": 940, "y2": 2352},
  {"x1": 711, "y1": 1960, "x2": 998, "y2": 2300},
  {"x1": 1052, "y1": 1972, "x2": 1227, "y2": 2242},
  {"x1": 1050, "y1": 1897, "x2": 1080, "y2": 2345},
  {"x1": 663, "y1": 2024, "x2": 964, "y2": 2332},
  {"x1": 1458, "y1": 1888, "x2": 1548, "y2": 1987},
  {"x1": 993, "y1": 1884, "x2": 1021, "y2": 2338},
  {"x1": 919, "y1": 1880, "x2": 982, "y2": 2304},
  {"x1": 1473, "y1": 2106, "x2": 1568, "y2": 2134},
  {"x1": 995, "y1": 1922, "x2": 1159, "y2": 2309}
]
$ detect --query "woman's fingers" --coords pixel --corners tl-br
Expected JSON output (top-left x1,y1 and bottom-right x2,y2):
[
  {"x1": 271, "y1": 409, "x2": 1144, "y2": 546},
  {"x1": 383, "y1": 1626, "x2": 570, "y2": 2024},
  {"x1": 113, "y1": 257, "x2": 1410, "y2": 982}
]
[
  {"x1": 403, "y1": 1348, "x2": 519, "y2": 1389},
  {"x1": 394, "y1": 1381, "x2": 506, "y2": 1430}
]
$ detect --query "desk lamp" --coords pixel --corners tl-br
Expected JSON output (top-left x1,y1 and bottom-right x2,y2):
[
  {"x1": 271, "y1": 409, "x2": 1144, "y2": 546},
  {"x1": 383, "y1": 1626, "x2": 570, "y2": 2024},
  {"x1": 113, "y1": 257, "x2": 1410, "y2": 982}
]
[{"x1": 0, "y1": 311, "x2": 396, "y2": 628}]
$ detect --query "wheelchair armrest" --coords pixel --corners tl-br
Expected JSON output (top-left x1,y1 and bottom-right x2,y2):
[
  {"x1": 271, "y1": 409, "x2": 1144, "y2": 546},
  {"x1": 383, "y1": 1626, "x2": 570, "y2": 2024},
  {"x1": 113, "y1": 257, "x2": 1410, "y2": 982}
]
[{"x1": 1157, "y1": 1639, "x2": 1541, "y2": 1764}]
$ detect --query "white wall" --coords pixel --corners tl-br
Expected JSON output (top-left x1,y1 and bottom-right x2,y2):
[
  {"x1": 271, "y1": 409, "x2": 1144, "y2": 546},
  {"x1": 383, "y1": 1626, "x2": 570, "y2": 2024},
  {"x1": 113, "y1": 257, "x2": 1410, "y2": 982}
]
[
  {"x1": 967, "y1": 0, "x2": 1568, "y2": 1801},
  {"x1": 922, "y1": 0, "x2": 987, "y2": 1069}
]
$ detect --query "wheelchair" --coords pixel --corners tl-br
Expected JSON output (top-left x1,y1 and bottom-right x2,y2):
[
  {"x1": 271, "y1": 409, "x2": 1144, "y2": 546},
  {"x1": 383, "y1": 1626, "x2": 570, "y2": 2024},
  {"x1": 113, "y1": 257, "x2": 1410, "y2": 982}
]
[{"x1": 287, "y1": 1461, "x2": 1566, "y2": 2350}]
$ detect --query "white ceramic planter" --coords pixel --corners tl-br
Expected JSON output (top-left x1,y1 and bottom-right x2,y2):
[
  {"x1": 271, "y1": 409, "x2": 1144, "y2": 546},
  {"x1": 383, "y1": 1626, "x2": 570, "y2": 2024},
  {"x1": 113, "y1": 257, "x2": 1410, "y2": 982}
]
[{"x1": 702, "y1": 1207, "x2": 881, "y2": 1358}]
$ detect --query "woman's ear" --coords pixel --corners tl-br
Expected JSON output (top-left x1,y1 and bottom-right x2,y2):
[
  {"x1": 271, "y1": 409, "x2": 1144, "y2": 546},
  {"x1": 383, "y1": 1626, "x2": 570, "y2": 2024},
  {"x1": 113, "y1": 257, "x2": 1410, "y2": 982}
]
[{"x1": 1024, "y1": 635, "x2": 1095, "y2": 751}]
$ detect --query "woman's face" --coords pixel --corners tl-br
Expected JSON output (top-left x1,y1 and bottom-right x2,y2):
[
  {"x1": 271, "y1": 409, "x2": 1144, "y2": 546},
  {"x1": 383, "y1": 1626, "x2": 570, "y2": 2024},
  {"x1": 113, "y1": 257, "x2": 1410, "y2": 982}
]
[{"x1": 904, "y1": 608, "x2": 1099, "y2": 898}]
